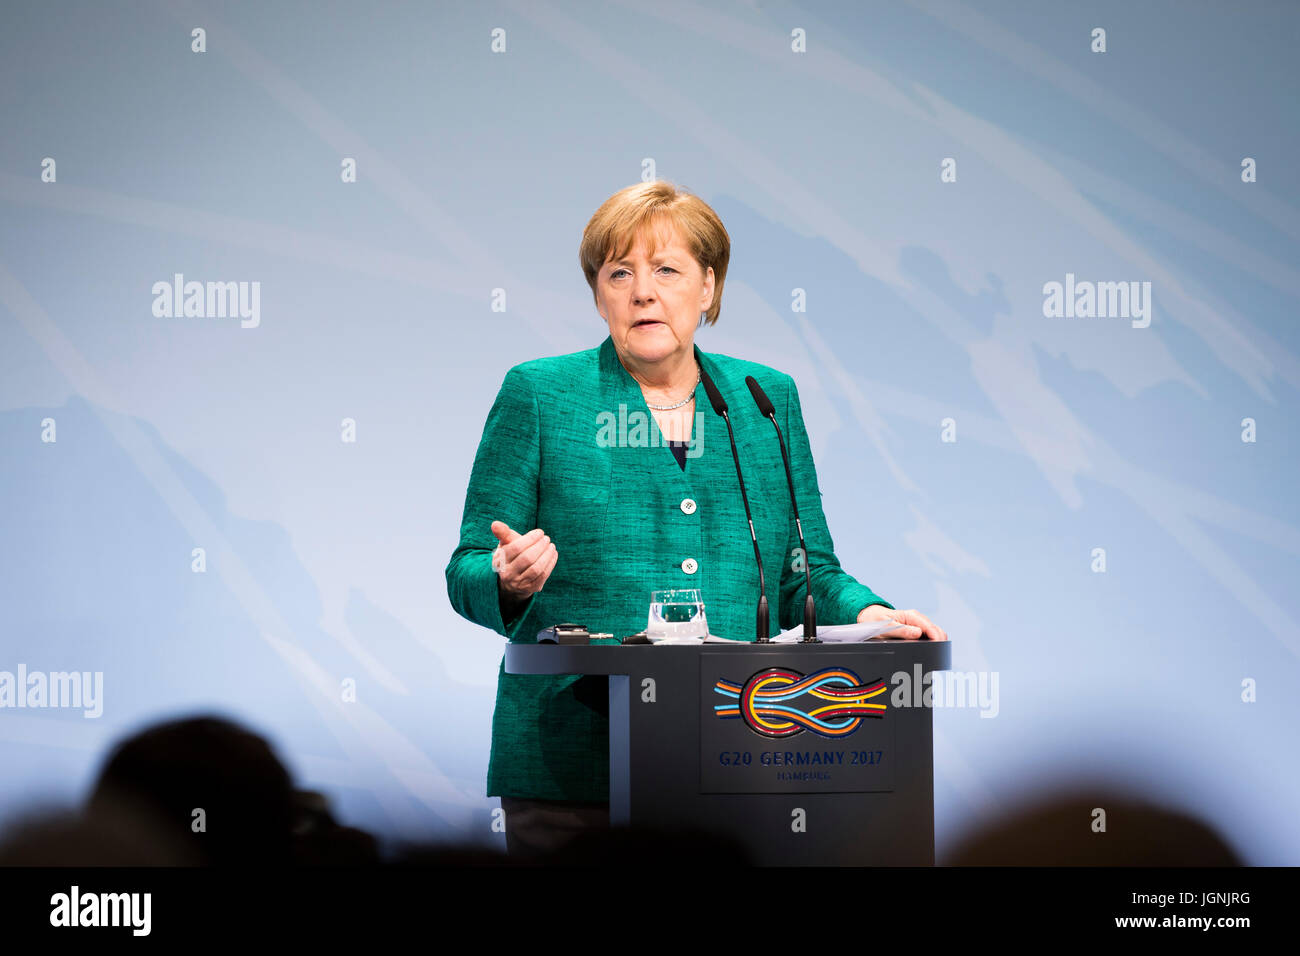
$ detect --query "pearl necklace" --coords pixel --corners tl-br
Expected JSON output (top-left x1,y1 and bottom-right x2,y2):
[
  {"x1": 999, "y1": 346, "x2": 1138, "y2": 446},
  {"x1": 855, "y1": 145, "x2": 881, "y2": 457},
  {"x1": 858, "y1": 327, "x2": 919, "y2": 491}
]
[{"x1": 643, "y1": 362, "x2": 701, "y2": 410}]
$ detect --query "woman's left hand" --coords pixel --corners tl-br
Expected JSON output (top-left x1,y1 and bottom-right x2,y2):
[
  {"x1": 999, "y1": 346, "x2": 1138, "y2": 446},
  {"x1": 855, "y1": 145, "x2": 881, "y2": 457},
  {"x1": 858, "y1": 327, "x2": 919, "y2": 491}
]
[{"x1": 858, "y1": 604, "x2": 948, "y2": 641}]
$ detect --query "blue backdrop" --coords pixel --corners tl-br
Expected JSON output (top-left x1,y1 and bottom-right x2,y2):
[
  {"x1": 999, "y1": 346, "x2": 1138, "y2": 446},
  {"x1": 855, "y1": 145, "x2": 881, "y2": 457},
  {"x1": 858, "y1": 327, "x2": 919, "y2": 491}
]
[{"x1": 1, "y1": 0, "x2": 1296, "y2": 862}]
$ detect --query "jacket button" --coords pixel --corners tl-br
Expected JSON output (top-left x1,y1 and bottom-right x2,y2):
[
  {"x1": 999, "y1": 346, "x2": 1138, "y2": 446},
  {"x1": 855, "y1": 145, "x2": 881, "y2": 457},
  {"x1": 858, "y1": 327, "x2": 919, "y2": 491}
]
[
  {"x1": 680, "y1": 498, "x2": 697, "y2": 514},
  {"x1": 681, "y1": 558, "x2": 698, "y2": 574}
]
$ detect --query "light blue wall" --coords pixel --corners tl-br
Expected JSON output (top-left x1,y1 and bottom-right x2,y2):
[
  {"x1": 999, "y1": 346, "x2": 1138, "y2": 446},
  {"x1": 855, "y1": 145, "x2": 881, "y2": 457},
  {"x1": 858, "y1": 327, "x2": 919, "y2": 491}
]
[{"x1": 1, "y1": 1, "x2": 1296, "y2": 861}]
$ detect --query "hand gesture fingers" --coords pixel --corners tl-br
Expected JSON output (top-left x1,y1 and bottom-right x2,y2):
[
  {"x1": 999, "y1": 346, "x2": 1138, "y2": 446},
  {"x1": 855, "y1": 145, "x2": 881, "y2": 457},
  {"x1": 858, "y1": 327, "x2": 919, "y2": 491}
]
[
  {"x1": 491, "y1": 522, "x2": 556, "y2": 599},
  {"x1": 492, "y1": 520, "x2": 538, "y2": 559},
  {"x1": 515, "y1": 540, "x2": 559, "y2": 593},
  {"x1": 492, "y1": 523, "x2": 540, "y2": 570},
  {"x1": 491, "y1": 520, "x2": 518, "y2": 546}
]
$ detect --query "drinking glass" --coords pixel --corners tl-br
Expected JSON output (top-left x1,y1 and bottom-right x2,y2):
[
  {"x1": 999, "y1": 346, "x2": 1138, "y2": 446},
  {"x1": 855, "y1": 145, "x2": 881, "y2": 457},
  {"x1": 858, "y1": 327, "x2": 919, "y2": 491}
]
[{"x1": 647, "y1": 588, "x2": 708, "y2": 641}]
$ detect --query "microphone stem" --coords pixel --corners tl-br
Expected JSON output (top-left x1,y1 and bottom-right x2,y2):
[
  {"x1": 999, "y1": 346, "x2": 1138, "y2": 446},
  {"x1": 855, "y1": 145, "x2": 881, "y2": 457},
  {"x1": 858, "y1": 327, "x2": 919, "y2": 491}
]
[
  {"x1": 721, "y1": 409, "x2": 770, "y2": 642},
  {"x1": 767, "y1": 413, "x2": 819, "y2": 643}
]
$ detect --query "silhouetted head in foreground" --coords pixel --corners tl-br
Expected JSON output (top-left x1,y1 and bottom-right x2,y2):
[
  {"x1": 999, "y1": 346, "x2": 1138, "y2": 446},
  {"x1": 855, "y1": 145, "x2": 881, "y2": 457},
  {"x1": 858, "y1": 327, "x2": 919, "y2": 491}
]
[
  {"x1": 86, "y1": 714, "x2": 297, "y2": 866},
  {"x1": 387, "y1": 824, "x2": 753, "y2": 867},
  {"x1": 942, "y1": 785, "x2": 1242, "y2": 866},
  {"x1": 551, "y1": 824, "x2": 754, "y2": 866},
  {"x1": 0, "y1": 805, "x2": 198, "y2": 865}
]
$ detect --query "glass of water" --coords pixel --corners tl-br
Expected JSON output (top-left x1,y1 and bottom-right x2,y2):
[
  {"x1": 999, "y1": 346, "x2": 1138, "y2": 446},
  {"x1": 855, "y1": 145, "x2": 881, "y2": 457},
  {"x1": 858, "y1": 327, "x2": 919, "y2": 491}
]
[{"x1": 647, "y1": 588, "x2": 708, "y2": 641}]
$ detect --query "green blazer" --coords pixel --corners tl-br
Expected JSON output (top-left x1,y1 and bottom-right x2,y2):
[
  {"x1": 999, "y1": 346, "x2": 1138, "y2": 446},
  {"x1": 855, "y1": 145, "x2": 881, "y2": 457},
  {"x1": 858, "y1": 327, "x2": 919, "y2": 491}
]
[{"x1": 445, "y1": 335, "x2": 894, "y2": 802}]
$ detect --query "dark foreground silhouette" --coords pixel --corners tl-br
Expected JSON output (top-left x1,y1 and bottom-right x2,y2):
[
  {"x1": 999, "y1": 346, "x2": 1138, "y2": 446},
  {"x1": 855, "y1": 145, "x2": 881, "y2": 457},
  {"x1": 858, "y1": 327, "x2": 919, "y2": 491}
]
[
  {"x1": 0, "y1": 715, "x2": 1241, "y2": 867},
  {"x1": 941, "y1": 783, "x2": 1241, "y2": 866}
]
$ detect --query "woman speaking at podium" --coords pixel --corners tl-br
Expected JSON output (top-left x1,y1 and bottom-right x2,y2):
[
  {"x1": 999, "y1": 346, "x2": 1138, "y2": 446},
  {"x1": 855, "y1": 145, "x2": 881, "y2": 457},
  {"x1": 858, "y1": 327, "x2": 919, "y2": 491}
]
[{"x1": 446, "y1": 180, "x2": 946, "y2": 856}]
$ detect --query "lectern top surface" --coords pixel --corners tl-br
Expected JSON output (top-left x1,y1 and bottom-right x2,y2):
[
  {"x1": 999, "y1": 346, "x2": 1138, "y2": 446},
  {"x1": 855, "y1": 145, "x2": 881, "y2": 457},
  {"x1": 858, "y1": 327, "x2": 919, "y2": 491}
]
[{"x1": 504, "y1": 638, "x2": 951, "y2": 676}]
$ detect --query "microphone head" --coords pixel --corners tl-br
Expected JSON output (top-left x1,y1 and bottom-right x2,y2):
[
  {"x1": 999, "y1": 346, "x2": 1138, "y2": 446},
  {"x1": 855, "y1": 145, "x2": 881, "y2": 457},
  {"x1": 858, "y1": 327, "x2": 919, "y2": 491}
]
[
  {"x1": 745, "y1": 375, "x2": 777, "y2": 418},
  {"x1": 700, "y1": 367, "x2": 728, "y2": 415}
]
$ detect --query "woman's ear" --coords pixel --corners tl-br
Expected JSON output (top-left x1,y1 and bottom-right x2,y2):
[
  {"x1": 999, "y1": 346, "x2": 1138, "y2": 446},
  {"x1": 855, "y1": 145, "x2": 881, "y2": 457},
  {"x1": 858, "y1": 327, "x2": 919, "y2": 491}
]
[{"x1": 699, "y1": 265, "x2": 715, "y2": 313}]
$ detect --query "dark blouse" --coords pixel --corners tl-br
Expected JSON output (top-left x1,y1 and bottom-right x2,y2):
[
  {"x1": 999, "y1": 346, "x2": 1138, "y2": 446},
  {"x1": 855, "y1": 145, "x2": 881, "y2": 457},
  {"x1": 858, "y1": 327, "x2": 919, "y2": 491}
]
[{"x1": 667, "y1": 439, "x2": 688, "y2": 470}]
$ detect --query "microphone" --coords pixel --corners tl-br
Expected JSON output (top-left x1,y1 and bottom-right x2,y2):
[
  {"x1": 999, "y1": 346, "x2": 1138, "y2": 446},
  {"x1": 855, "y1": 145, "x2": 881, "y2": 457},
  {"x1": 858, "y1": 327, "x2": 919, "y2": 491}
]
[
  {"x1": 745, "y1": 375, "x2": 818, "y2": 643},
  {"x1": 700, "y1": 368, "x2": 771, "y2": 643}
]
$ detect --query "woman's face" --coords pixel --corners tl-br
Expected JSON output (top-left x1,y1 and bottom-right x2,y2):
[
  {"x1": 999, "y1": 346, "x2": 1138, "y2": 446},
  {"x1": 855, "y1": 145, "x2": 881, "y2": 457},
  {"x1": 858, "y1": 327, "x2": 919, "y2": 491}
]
[{"x1": 596, "y1": 221, "x2": 715, "y2": 369}]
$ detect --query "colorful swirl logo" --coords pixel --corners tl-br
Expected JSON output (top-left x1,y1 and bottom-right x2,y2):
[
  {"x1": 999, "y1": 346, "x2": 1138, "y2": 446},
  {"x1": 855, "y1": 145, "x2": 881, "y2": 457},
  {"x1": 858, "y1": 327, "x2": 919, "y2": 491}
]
[{"x1": 713, "y1": 667, "x2": 887, "y2": 738}]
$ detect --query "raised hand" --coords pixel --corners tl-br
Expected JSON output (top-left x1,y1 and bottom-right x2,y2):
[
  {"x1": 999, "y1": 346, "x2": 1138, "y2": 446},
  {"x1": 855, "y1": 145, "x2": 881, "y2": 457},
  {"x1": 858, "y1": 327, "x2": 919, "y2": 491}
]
[{"x1": 491, "y1": 520, "x2": 558, "y2": 601}]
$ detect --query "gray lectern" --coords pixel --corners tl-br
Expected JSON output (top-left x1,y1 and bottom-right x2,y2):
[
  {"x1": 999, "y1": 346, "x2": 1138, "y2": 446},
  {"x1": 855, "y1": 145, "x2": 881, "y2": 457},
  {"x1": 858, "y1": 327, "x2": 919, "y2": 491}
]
[{"x1": 505, "y1": 637, "x2": 951, "y2": 866}]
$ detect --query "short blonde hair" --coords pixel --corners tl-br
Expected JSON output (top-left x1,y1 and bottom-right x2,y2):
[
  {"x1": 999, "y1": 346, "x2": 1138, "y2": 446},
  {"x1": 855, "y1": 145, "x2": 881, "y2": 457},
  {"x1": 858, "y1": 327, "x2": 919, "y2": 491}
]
[{"x1": 579, "y1": 180, "x2": 731, "y2": 326}]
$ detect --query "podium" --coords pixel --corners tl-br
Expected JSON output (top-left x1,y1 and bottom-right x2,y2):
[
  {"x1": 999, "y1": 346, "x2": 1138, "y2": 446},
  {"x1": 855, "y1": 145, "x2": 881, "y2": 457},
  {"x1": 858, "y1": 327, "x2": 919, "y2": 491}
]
[{"x1": 506, "y1": 637, "x2": 951, "y2": 865}]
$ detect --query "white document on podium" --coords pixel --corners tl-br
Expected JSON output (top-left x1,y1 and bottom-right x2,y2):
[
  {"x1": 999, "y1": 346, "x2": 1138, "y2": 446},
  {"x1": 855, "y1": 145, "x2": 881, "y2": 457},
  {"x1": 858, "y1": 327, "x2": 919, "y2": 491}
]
[
  {"x1": 652, "y1": 619, "x2": 905, "y2": 645},
  {"x1": 771, "y1": 618, "x2": 904, "y2": 643}
]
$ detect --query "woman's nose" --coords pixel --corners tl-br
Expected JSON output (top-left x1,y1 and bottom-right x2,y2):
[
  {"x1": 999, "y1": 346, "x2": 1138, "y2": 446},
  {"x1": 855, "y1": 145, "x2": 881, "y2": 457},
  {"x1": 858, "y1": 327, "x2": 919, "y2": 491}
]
[{"x1": 632, "y1": 269, "x2": 656, "y2": 303}]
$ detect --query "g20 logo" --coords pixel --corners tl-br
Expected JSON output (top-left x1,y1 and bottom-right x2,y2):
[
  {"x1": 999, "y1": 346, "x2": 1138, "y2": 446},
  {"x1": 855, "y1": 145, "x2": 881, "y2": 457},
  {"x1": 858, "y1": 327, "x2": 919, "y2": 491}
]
[{"x1": 712, "y1": 667, "x2": 887, "y2": 739}]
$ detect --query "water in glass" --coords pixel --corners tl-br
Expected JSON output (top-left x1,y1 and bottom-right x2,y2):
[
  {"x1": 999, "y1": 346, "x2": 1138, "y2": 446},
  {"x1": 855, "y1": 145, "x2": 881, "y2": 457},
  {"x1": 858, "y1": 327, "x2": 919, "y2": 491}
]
[{"x1": 647, "y1": 588, "x2": 708, "y2": 640}]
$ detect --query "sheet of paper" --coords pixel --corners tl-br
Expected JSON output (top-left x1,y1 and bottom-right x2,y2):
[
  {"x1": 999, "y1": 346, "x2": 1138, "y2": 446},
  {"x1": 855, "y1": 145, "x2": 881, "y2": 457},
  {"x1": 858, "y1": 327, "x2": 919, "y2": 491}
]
[
  {"x1": 650, "y1": 622, "x2": 903, "y2": 645},
  {"x1": 770, "y1": 619, "x2": 903, "y2": 643},
  {"x1": 651, "y1": 634, "x2": 744, "y2": 645}
]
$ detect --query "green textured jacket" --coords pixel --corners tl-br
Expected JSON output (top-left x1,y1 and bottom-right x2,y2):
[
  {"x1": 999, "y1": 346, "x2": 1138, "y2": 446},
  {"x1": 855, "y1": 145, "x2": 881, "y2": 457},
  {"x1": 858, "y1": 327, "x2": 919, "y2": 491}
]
[{"x1": 445, "y1": 336, "x2": 894, "y2": 802}]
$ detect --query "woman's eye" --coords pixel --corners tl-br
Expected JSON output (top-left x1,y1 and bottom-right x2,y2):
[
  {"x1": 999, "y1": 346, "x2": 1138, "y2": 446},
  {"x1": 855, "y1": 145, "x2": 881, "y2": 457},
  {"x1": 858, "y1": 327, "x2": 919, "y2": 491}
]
[{"x1": 610, "y1": 266, "x2": 675, "y2": 279}]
